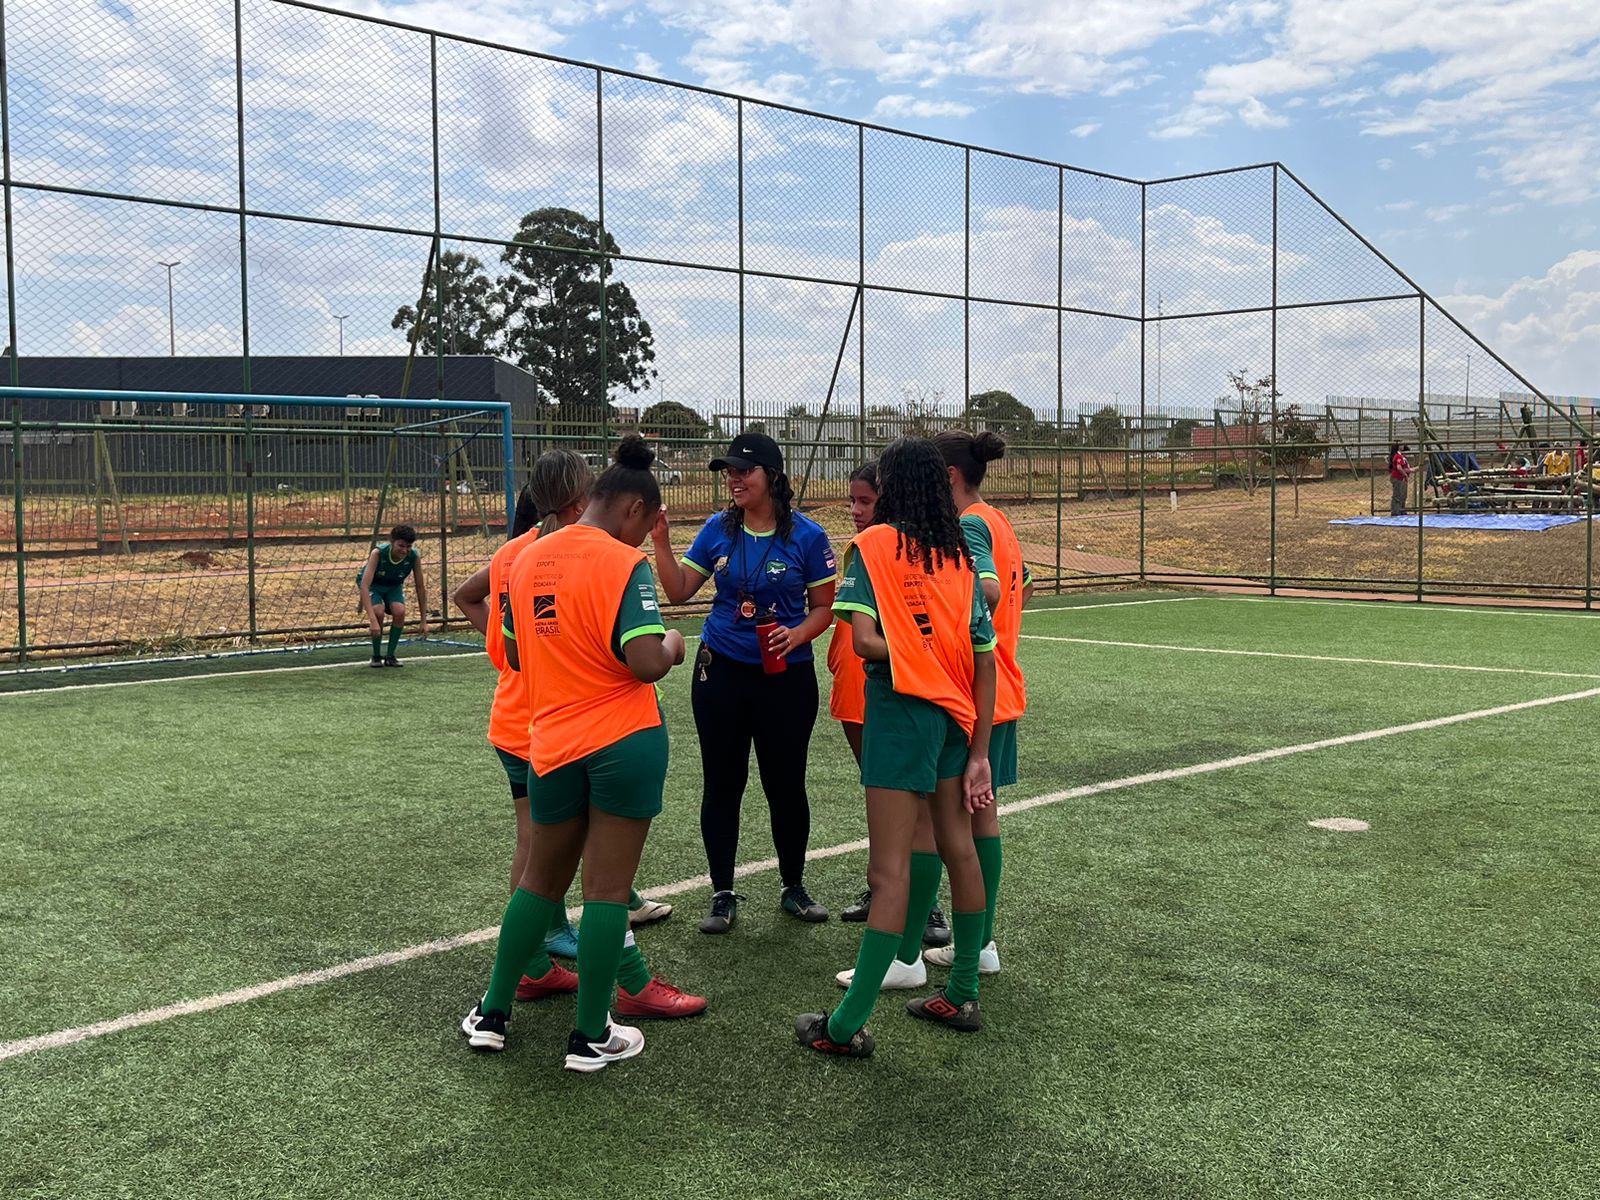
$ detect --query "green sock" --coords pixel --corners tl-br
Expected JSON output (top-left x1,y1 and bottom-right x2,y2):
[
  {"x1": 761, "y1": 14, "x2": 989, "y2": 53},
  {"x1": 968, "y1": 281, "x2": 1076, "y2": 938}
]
[
  {"x1": 547, "y1": 895, "x2": 572, "y2": 936},
  {"x1": 628, "y1": 888, "x2": 643, "y2": 909},
  {"x1": 974, "y1": 835, "x2": 1003, "y2": 948},
  {"x1": 828, "y1": 927, "x2": 900, "y2": 1043},
  {"x1": 615, "y1": 929, "x2": 652, "y2": 996},
  {"x1": 575, "y1": 900, "x2": 630, "y2": 1040},
  {"x1": 897, "y1": 852, "x2": 944, "y2": 965},
  {"x1": 370, "y1": 635, "x2": 382, "y2": 657},
  {"x1": 386, "y1": 623, "x2": 402, "y2": 655},
  {"x1": 945, "y1": 910, "x2": 986, "y2": 1005},
  {"x1": 482, "y1": 888, "x2": 558, "y2": 1014}
]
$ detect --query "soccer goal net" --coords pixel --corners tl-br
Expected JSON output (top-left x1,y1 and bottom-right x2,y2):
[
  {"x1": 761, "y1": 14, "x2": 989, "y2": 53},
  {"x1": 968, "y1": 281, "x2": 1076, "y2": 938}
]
[{"x1": 1, "y1": 387, "x2": 514, "y2": 664}]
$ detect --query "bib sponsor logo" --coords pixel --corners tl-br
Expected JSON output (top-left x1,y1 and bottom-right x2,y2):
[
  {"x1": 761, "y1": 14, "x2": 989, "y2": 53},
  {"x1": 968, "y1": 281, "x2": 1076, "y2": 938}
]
[{"x1": 533, "y1": 593, "x2": 560, "y2": 636}]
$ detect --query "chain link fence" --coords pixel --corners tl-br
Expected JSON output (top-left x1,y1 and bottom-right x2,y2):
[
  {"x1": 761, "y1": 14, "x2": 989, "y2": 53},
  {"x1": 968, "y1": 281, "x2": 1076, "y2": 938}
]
[{"x1": 1, "y1": 0, "x2": 1594, "y2": 661}]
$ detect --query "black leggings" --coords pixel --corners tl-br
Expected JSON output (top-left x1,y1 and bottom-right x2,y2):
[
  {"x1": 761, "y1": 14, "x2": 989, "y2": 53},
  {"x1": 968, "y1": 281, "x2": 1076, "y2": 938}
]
[{"x1": 692, "y1": 649, "x2": 818, "y2": 892}]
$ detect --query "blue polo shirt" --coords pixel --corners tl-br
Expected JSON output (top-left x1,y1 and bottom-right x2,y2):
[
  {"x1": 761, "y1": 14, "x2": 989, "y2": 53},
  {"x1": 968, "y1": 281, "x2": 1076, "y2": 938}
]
[{"x1": 683, "y1": 512, "x2": 837, "y2": 664}]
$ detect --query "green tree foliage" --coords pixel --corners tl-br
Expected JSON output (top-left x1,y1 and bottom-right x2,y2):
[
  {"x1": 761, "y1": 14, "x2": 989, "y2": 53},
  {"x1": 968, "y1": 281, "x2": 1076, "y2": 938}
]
[
  {"x1": 967, "y1": 390, "x2": 1037, "y2": 441},
  {"x1": 1168, "y1": 418, "x2": 1202, "y2": 448},
  {"x1": 390, "y1": 209, "x2": 657, "y2": 423},
  {"x1": 1086, "y1": 404, "x2": 1125, "y2": 447},
  {"x1": 641, "y1": 399, "x2": 710, "y2": 442},
  {"x1": 1272, "y1": 402, "x2": 1326, "y2": 516}
]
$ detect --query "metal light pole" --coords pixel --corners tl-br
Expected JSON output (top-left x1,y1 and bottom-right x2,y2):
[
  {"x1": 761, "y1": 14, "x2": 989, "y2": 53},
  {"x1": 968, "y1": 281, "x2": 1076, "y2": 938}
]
[
  {"x1": 157, "y1": 260, "x2": 181, "y2": 355},
  {"x1": 334, "y1": 314, "x2": 350, "y2": 356}
]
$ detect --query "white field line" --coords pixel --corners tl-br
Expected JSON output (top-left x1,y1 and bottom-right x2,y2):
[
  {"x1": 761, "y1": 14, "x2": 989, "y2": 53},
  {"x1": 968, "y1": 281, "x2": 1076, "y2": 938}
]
[
  {"x1": 1020, "y1": 635, "x2": 1600, "y2": 683},
  {"x1": 1021, "y1": 595, "x2": 1204, "y2": 615},
  {"x1": 1224, "y1": 595, "x2": 1600, "y2": 620},
  {"x1": 0, "y1": 651, "x2": 488, "y2": 698},
  {"x1": 4, "y1": 682, "x2": 1598, "y2": 1065}
]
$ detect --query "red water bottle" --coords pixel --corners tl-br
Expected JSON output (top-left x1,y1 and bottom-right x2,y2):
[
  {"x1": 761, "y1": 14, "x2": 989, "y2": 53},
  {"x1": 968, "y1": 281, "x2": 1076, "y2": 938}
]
[{"x1": 756, "y1": 610, "x2": 788, "y2": 674}]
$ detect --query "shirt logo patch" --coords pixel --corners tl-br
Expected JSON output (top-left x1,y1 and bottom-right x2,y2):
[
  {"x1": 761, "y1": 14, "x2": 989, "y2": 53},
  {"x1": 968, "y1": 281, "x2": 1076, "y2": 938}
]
[
  {"x1": 765, "y1": 559, "x2": 789, "y2": 580},
  {"x1": 533, "y1": 593, "x2": 560, "y2": 636}
]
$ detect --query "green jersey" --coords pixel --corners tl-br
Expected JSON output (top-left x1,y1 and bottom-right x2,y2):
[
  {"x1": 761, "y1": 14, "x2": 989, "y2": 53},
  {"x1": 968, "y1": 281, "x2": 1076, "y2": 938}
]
[{"x1": 365, "y1": 543, "x2": 418, "y2": 587}]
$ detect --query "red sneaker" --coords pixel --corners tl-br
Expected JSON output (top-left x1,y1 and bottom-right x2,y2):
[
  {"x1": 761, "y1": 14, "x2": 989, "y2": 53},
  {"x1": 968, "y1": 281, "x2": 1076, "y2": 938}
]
[
  {"x1": 614, "y1": 976, "x2": 708, "y2": 1019},
  {"x1": 516, "y1": 962, "x2": 578, "y2": 1002}
]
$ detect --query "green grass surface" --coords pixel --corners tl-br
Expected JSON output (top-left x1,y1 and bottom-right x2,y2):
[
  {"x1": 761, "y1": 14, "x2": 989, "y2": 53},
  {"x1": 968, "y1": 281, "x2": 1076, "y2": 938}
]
[{"x1": 1, "y1": 593, "x2": 1596, "y2": 1198}]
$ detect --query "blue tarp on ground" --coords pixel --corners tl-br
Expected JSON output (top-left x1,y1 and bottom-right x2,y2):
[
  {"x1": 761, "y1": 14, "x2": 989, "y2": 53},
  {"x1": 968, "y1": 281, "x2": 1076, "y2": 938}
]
[{"x1": 1329, "y1": 513, "x2": 1594, "y2": 531}]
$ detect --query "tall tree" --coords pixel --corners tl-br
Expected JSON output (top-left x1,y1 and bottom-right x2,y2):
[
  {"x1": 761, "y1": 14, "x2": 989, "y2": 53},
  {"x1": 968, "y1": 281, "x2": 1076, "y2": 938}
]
[
  {"x1": 967, "y1": 390, "x2": 1037, "y2": 441},
  {"x1": 1086, "y1": 404, "x2": 1125, "y2": 447},
  {"x1": 389, "y1": 250, "x2": 500, "y2": 356},
  {"x1": 641, "y1": 399, "x2": 710, "y2": 442},
  {"x1": 498, "y1": 208, "x2": 655, "y2": 422}
]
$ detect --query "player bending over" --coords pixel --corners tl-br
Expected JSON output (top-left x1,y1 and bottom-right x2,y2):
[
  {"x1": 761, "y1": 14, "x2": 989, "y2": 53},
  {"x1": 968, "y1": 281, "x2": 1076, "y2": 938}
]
[{"x1": 358, "y1": 524, "x2": 428, "y2": 666}]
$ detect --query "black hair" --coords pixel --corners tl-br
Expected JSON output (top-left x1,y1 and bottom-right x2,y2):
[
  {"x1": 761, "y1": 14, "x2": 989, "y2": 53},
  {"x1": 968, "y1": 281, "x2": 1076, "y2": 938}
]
[
  {"x1": 592, "y1": 433, "x2": 662, "y2": 510},
  {"x1": 719, "y1": 440, "x2": 795, "y2": 541},
  {"x1": 511, "y1": 486, "x2": 539, "y2": 538},
  {"x1": 873, "y1": 436, "x2": 972, "y2": 575},
  {"x1": 934, "y1": 428, "x2": 1007, "y2": 488},
  {"x1": 390, "y1": 523, "x2": 417, "y2": 543},
  {"x1": 849, "y1": 461, "x2": 879, "y2": 489}
]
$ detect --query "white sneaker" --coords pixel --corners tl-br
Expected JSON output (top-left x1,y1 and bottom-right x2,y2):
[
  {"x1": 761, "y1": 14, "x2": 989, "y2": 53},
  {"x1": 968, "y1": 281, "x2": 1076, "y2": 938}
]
[
  {"x1": 629, "y1": 896, "x2": 673, "y2": 925},
  {"x1": 835, "y1": 955, "x2": 928, "y2": 990},
  {"x1": 461, "y1": 1002, "x2": 507, "y2": 1052},
  {"x1": 922, "y1": 940, "x2": 1001, "y2": 975},
  {"x1": 564, "y1": 1016, "x2": 645, "y2": 1073}
]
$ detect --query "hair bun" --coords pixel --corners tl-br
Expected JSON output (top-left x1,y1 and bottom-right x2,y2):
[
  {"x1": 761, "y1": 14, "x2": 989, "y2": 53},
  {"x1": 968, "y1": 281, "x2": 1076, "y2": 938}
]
[
  {"x1": 973, "y1": 430, "x2": 1007, "y2": 462},
  {"x1": 614, "y1": 433, "x2": 656, "y2": 470}
]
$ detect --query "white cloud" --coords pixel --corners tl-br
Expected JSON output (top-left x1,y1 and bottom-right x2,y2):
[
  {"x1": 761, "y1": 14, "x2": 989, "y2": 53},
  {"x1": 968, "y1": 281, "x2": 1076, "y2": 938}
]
[
  {"x1": 1444, "y1": 250, "x2": 1600, "y2": 396},
  {"x1": 1070, "y1": 122, "x2": 1101, "y2": 138},
  {"x1": 633, "y1": 52, "x2": 663, "y2": 75},
  {"x1": 874, "y1": 94, "x2": 975, "y2": 119}
]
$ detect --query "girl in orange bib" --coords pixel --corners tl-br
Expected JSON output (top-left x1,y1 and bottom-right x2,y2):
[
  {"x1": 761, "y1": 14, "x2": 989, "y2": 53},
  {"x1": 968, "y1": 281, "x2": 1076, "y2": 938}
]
[{"x1": 796, "y1": 437, "x2": 997, "y2": 1058}]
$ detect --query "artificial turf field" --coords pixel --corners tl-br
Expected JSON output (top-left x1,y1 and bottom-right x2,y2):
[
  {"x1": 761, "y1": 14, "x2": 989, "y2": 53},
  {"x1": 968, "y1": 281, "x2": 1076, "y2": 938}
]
[{"x1": 2, "y1": 592, "x2": 1597, "y2": 1199}]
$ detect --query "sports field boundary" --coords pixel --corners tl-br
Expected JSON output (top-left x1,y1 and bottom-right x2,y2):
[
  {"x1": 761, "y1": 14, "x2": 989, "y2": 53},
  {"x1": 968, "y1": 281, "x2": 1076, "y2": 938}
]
[{"x1": 5, "y1": 681, "x2": 1598, "y2": 1065}]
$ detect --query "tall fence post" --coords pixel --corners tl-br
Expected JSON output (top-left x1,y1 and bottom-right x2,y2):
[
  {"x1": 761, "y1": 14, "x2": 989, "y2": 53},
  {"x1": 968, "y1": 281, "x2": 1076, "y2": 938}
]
[
  {"x1": 1416, "y1": 297, "x2": 1426, "y2": 602},
  {"x1": 963, "y1": 147, "x2": 971, "y2": 423},
  {"x1": 857, "y1": 124, "x2": 866, "y2": 465},
  {"x1": 1138, "y1": 181, "x2": 1147, "y2": 583},
  {"x1": 438, "y1": 427, "x2": 449, "y2": 635},
  {"x1": 1268, "y1": 164, "x2": 1279, "y2": 595},
  {"x1": 1054, "y1": 165, "x2": 1064, "y2": 590},
  {"x1": 243, "y1": 407, "x2": 258, "y2": 642},
  {"x1": 11, "y1": 400, "x2": 25, "y2": 661},
  {"x1": 737, "y1": 98, "x2": 745, "y2": 427}
]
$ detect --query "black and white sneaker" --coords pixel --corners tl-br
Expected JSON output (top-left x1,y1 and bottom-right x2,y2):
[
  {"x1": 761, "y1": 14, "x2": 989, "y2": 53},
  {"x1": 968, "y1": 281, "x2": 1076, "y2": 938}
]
[
  {"x1": 841, "y1": 889, "x2": 872, "y2": 922},
  {"x1": 922, "y1": 907, "x2": 952, "y2": 948},
  {"x1": 780, "y1": 884, "x2": 829, "y2": 923},
  {"x1": 383, "y1": 655, "x2": 403, "y2": 668},
  {"x1": 460, "y1": 1003, "x2": 508, "y2": 1052},
  {"x1": 368, "y1": 656, "x2": 384, "y2": 668},
  {"x1": 699, "y1": 890, "x2": 743, "y2": 934},
  {"x1": 564, "y1": 1019, "x2": 645, "y2": 1073}
]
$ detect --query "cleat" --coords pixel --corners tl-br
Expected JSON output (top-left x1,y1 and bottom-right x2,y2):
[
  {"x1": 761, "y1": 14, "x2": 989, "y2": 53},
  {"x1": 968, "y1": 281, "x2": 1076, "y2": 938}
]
[
  {"x1": 699, "y1": 890, "x2": 743, "y2": 934},
  {"x1": 515, "y1": 962, "x2": 578, "y2": 1002},
  {"x1": 794, "y1": 1012, "x2": 874, "y2": 1059},
  {"x1": 383, "y1": 655, "x2": 403, "y2": 668},
  {"x1": 460, "y1": 1003, "x2": 508, "y2": 1051},
  {"x1": 922, "y1": 907, "x2": 952, "y2": 948},
  {"x1": 836, "y1": 954, "x2": 926, "y2": 990},
  {"x1": 841, "y1": 889, "x2": 872, "y2": 922},
  {"x1": 907, "y1": 992, "x2": 983, "y2": 1033},
  {"x1": 544, "y1": 919, "x2": 580, "y2": 959},
  {"x1": 923, "y1": 940, "x2": 1001, "y2": 975},
  {"x1": 615, "y1": 976, "x2": 707, "y2": 1020},
  {"x1": 368, "y1": 656, "x2": 385, "y2": 668},
  {"x1": 628, "y1": 895, "x2": 674, "y2": 926},
  {"x1": 564, "y1": 1019, "x2": 645, "y2": 1073},
  {"x1": 780, "y1": 884, "x2": 829, "y2": 923}
]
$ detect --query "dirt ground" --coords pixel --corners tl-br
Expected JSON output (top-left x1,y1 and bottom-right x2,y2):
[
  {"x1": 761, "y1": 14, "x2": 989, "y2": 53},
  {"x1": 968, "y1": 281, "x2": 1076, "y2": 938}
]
[{"x1": 4, "y1": 474, "x2": 1594, "y2": 656}]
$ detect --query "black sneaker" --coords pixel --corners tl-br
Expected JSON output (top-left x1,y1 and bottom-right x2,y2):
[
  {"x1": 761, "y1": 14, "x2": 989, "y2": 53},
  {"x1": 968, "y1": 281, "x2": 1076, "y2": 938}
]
[
  {"x1": 383, "y1": 656, "x2": 403, "y2": 668},
  {"x1": 699, "y1": 890, "x2": 743, "y2": 934},
  {"x1": 906, "y1": 991, "x2": 982, "y2": 1033},
  {"x1": 460, "y1": 1002, "x2": 508, "y2": 1051},
  {"x1": 794, "y1": 1011, "x2": 874, "y2": 1058},
  {"x1": 564, "y1": 1020, "x2": 645, "y2": 1073},
  {"x1": 368, "y1": 656, "x2": 384, "y2": 668},
  {"x1": 922, "y1": 907, "x2": 952, "y2": 948},
  {"x1": 780, "y1": 884, "x2": 829, "y2": 923},
  {"x1": 841, "y1": 889, "x2": 872, "y2": 922}
]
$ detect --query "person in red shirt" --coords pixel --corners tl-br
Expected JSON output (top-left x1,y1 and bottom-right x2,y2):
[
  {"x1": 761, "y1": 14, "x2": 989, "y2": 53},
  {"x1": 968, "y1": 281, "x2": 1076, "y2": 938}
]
[{"x1": 1388, "y1": 443, "x2": 1412, "y2": 516}]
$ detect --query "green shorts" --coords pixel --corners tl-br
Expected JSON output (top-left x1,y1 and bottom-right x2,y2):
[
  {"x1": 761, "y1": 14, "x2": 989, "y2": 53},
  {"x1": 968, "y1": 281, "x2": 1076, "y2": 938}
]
[
  {"x1": 990, "y1": 719, "x2": 1019, "y2": 790},
  {"x1": 528, "y1": 721, "x2": 668, "y2": 825},
  {"x1": 366, "y1": 583, "x2": 405, "y2": 611},
  {"x1": 860, "y1": 677, "x2": 969, "y2": 794},
  {"x1": 493, "y1": 746, "x2": 530, "y2": 800}
]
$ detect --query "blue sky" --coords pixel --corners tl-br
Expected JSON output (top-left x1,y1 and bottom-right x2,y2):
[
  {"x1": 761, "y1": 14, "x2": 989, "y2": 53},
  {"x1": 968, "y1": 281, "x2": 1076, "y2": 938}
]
[
  {"x1": 352, "y1": 0, "x2": 1598, "y2": 396},
  {"x1": 4, "y1": 0, "x2": 1593, "y2": 413}
]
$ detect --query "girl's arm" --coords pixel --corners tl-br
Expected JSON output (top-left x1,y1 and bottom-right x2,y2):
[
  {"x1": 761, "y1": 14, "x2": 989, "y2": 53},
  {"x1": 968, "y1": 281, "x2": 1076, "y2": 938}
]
[
  {"x1": 358, "y1": 552, "x2": 381, "y2": 628},
  {"x1": 651, "y1": 507, "x2": 710, "y2": 605},
  {"x1": 964, "y1": 650, "x2": 997, "y2": 813},
  {"x1": 764, "y1": 581, "x2": 836, "y2": 659},
  {"x1": 412, "y1": 558, "x2": 431, "y2": 636},
  {"x1": 981, "y1": 577, "x2": 1002, "y2": 610},
  {"x1": 848, "y1": 610, "x2": 888, "y2": 662},
  {"x1": 453, "y1": 565, "x2": 492, "y2": 636},
  {"x1": 623, "y1": 629, "x2": 687, "y2": 684}
]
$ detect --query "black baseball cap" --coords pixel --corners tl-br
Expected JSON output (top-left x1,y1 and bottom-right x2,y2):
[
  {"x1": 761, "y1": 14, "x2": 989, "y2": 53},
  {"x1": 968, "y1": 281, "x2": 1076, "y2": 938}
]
[{"x1": 709, "y1": 432, "x2": 784, "y2": 473}]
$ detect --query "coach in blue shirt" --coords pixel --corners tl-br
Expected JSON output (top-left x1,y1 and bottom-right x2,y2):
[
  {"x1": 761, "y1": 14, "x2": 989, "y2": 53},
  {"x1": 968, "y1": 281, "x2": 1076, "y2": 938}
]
[{"x1": 653, "y1": 432, "x2": 838, "y2": 934}]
